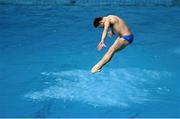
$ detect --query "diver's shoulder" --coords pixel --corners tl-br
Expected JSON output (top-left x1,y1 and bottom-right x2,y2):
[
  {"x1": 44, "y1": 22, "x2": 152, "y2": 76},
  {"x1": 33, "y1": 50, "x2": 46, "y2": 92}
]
[
  {"x1": 107, "y1": 15, "x2": 117, "y2": 18},
  {"x1": 107, "y1": 15, "x2": 121, "y2": 20}
]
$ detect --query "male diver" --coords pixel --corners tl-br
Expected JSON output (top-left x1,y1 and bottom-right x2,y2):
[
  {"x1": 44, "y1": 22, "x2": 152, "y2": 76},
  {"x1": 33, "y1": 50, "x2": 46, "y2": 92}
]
[{"x1": 91, "y1": 15, "x2": 134, "y2": 73}]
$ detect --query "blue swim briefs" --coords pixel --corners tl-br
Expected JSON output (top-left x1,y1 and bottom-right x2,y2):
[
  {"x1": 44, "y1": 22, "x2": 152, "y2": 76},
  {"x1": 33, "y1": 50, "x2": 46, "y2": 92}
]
[{"x1": 121, "y1": 34, "x2": 134, "y2": 44}]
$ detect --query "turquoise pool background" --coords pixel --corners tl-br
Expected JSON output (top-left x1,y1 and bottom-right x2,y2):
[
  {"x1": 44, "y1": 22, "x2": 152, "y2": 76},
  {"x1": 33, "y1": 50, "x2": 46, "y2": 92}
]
[{"x1": 0, "y1": 0, "x2": 180, "y2": 118}]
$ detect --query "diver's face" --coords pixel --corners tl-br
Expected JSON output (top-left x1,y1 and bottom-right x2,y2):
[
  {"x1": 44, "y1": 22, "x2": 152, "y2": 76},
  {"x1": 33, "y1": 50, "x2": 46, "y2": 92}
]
[{"x1": 98, "y1": 21, "x2": 104, "y2": 28}]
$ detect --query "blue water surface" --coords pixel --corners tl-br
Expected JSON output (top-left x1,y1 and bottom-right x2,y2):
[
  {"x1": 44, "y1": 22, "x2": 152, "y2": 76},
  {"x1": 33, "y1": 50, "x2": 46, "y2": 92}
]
[{"x1": 0, "y1": 3, "x2": 180, "y2": 118}]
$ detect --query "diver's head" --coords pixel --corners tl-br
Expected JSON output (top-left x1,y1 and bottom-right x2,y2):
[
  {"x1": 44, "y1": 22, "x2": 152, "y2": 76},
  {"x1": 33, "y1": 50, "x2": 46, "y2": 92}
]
[{"x1": 93, "y1": 17, "x2": 105, "y2": 28}]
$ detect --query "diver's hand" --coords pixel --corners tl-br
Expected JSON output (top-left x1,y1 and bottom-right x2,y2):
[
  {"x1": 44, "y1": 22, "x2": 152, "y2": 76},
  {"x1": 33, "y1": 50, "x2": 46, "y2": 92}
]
[{"x1": 97, "y1": 41, "x2": 106, "y2": 51}]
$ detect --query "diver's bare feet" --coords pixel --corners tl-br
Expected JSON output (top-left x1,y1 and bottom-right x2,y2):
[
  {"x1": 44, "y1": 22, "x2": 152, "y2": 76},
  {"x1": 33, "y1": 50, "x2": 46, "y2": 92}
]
[{"x1": 91, "y1": 64, "x2": 102, "y2": 74}]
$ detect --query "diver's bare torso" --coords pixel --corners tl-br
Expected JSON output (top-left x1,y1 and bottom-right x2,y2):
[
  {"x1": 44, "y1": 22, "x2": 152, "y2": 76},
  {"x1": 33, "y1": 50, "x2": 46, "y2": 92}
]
[{"x1": 106, "y1": 15, "x2": 132, "y2": 36}]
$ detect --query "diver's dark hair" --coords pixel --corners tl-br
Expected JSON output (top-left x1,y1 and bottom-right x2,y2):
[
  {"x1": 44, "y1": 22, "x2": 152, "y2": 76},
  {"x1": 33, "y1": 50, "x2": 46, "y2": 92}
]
[{"x1": 93, "y1": 17, "x2": 103, "y2": 28}]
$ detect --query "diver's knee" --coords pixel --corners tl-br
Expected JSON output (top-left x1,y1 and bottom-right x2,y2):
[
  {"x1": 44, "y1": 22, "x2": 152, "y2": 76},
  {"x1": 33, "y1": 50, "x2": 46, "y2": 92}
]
[{"x1": 107, "y1": 47, "x2": 115, "y2": 55}]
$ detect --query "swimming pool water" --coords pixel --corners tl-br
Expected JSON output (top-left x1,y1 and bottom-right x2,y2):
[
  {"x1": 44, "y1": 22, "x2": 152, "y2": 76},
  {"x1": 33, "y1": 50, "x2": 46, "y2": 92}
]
[{"x1": 0, "y1": 3, "x2": 180, "y2": 118}]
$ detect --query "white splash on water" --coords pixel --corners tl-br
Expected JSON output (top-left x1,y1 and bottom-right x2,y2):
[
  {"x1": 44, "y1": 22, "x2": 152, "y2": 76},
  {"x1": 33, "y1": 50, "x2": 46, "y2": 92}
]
[{"x1": 25, "y1": 68, "x2": 171, "y2": 107}]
